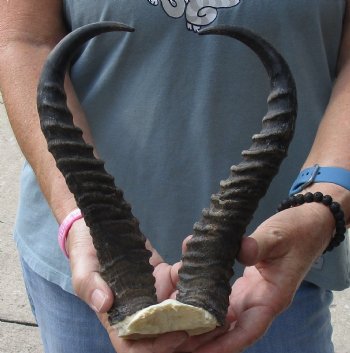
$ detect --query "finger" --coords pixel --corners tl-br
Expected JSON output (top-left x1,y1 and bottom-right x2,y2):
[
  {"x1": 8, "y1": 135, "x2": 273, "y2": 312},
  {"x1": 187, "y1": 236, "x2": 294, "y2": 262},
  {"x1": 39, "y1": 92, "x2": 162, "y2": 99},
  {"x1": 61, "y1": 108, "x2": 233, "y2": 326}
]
[
  {"x1": 194, "y1": 306, "x2": 274, "y2": 353},
  {"x1": 177, "y1": 323, "x2": 229, "y2": 352},
  {"x1": 182, "y1": 235, "x2": 193, "y2": 254},
  {"x1": 152, "y1": 331, "x2": 189, "y2": 353},
  {"x1": 153, "y1": 262, "x2": 174, "y2": 301},
  {"x1": 115, "y1": 332, "x2": 189, "y2": 353},
  {"x1": 170, "y1": 261, "x2": 182, "y2": 286},
  {"x1": 68, "y1": 219, "x2": 114, "y2": 313},
  {"x1": 146, "y1": 239, "x2": 165, "y2": 267},
  {"x1": 153, "y1": 261, "x2": 183, "y2": 301}
]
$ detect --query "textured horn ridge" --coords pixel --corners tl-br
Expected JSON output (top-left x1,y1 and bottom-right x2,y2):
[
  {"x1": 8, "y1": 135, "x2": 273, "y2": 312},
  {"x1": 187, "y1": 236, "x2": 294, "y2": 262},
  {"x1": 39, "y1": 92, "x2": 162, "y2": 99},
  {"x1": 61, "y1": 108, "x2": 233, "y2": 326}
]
[
  {"x1": 37, "y1": 22, "x2": 158, "y2": 324},
  {"x1": 176, "y1": 26, "x2": 297, "y2": 325}
]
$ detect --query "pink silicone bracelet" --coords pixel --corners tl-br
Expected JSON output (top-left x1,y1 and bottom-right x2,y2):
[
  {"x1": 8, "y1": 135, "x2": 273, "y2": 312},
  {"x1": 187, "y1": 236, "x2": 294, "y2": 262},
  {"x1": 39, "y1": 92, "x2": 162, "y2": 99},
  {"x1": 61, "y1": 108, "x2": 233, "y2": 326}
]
[{"x1": 58, "y1": 208, "x2": 83, "y2": 258}]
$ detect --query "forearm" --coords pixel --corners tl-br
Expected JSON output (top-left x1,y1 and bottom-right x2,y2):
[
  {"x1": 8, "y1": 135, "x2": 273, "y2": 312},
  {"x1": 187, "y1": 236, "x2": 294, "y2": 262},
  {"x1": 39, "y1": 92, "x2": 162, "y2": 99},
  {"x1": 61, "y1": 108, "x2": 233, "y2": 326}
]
[
  {"x1": 300, "y1": 5, "x2": 350, "y2": 225},
  {"x1": 305, "y1": 67, "x2": 350, "y2": 170},
  {"x1": 0, "y1": 17, "x2": 94, "y2": 223}
]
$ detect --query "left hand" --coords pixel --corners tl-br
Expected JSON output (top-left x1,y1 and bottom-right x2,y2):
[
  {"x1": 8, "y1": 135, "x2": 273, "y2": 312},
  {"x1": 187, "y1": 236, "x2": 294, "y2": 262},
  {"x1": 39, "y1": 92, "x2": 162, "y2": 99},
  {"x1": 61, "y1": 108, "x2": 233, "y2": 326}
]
[
  {"x1": 175, "y1": 202, "x2": 335, "y2": 353},
  {"x1": 68, "y1": 218, "x2": 189, "y2": 353}
]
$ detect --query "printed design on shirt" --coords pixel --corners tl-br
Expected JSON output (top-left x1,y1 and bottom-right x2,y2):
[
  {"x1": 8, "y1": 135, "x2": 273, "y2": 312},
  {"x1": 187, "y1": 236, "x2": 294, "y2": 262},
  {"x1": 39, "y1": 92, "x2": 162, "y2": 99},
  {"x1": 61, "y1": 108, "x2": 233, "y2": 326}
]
[{"x1": 147, "y1": 0, "x2": 241, "y2": 32}]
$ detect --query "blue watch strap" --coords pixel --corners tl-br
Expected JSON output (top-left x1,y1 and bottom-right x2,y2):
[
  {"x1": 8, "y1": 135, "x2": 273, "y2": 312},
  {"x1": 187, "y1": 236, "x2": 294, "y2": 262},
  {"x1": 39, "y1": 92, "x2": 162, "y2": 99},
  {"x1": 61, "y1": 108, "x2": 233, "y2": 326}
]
[{"x1": 289, "y1": 165, "x2": 350, "y2": 195}]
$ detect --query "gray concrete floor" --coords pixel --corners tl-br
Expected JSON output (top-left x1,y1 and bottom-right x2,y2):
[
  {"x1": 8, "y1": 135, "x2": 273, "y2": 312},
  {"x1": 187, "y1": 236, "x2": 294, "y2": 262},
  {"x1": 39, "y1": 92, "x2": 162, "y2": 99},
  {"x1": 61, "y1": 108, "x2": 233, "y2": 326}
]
[
  {"x1": 0, "y1": 95, "x2": 349, "y2": 352},
  {"x1": 0, "y1": 96, "x2": 43, "y2": 353}
]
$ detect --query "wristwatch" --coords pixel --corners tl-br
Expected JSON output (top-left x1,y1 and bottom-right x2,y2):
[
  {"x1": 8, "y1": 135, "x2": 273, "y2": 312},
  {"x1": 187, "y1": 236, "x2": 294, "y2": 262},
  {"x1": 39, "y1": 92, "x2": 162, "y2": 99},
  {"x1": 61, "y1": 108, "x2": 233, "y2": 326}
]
[{"x1": 289, "y1": 164, "x2": 350, "y2": 196}]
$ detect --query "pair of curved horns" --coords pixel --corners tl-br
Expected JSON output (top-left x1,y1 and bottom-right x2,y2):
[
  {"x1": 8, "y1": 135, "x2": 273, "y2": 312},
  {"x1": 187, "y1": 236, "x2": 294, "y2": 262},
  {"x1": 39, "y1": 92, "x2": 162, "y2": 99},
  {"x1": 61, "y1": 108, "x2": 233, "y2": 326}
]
[{"x1": 37, "y1": 22, "x2": 297, "y2": 327}]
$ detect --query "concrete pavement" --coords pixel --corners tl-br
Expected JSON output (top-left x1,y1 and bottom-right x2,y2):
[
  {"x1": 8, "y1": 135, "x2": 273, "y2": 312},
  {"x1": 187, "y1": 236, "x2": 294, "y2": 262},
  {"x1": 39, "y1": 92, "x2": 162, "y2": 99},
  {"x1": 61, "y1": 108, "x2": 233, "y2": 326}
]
[
  {"x1": 0, "y1": 96, "x2": 43, "y2": 352},
  {"x1": 0, "y1": 94, "x2": 349, "y2": 352}
]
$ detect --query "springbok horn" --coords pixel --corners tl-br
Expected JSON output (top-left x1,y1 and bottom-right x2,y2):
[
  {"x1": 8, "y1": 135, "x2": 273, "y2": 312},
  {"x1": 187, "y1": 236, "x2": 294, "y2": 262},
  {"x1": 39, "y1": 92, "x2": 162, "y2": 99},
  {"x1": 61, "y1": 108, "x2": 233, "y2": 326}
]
[
  {"x1": 176, "y1": 26, "x2": 297, "y2": 325},
  {"x1": 38, "y1": 22, "x2": 297, "y2": 337},
  {"x1": 37, "y1": 22, "x2": 158, "y2": 325}
]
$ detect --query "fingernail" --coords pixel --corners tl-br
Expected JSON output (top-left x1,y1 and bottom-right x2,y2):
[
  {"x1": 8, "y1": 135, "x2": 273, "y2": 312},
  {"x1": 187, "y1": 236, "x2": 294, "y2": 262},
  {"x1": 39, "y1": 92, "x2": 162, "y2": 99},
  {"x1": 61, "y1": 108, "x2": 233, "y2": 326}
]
[{"x1": 91, "y1": 289, "x2": 107, "y2": 312}]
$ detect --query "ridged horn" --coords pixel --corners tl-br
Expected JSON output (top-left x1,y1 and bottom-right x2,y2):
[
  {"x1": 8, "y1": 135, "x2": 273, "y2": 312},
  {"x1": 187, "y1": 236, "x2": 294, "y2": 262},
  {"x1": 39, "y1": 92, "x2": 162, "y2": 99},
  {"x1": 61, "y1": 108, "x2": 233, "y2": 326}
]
[
  {"x1": 176, "y1": 26, "x2": 297, "y2": 325},
  {"x1": 37, "y1": 22, "x2": 158, "y2": 325}
]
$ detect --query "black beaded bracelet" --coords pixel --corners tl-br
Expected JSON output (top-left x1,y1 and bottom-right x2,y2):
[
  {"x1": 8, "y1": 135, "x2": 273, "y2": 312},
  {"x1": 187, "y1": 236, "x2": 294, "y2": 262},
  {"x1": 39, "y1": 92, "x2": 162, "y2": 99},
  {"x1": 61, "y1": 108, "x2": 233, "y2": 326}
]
[{"x1": 277, "y1": 192, "x2": 347, "y2": 253}]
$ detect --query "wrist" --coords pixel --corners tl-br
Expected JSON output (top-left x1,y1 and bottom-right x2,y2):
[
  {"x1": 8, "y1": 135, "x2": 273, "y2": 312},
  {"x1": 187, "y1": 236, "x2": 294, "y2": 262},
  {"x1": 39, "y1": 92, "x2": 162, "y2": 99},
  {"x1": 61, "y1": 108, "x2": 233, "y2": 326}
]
[
  {"x1": 52, "y1": 194, "x2": 78, "y2": 224},
  {"x1": 58, "y1": 208, "x2": 83, "y2": 258},
  {"x1": 290, "y1": 165, "x2": 350, "y2": 195},
  {"x1": 290, "y1": 165, "x2": 350, "y2": 226},
  {"x1": 278, "y1": 192, "x2": 347, "y2": 252},
  {"x1": 301, "y1": 184, "x2": 350, "y2": 227}
]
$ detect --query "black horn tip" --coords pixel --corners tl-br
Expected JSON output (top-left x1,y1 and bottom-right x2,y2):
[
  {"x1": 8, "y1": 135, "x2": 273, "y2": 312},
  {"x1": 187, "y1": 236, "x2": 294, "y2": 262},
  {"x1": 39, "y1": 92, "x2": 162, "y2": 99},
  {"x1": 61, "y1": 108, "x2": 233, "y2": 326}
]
[
  {"x1": 39, "y1": 21, "x2": 135, "y2": 81},
  {"x1": 94, "y1": 21, "x2": 135, "y2": 33},
  {"x1": 71, "y1": 21, "x2": 135, "y2": 34},
  {"x1": 198, "y1": 25, "x2": 246, "y2": 37}
]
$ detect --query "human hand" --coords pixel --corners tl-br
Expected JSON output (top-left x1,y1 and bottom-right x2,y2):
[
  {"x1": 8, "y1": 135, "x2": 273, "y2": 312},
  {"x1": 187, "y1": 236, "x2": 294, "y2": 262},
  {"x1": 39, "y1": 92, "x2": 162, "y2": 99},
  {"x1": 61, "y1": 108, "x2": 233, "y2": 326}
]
[
  {"x1": 175, "y1": 203, "x2": 335, "y2": 353},
  {"x1": 66, "y1": 219, "x2": 189, "y2": 353}
]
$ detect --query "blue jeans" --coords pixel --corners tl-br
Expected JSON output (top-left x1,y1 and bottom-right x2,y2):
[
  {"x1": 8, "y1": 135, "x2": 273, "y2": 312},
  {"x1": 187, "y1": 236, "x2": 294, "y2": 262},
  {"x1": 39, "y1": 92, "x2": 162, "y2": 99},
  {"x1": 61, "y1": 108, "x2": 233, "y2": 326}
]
[{"x1": 21, "y1": 258, "x2": 334, "y2": 353}]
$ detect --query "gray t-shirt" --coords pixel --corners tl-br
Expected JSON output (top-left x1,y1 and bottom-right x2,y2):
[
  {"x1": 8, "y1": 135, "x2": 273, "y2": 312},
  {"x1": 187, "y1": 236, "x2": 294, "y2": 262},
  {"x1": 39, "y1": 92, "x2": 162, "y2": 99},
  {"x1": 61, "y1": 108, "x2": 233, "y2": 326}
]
[{"x1": 15, "y1": 0, "x2": 349, "y2": 293}]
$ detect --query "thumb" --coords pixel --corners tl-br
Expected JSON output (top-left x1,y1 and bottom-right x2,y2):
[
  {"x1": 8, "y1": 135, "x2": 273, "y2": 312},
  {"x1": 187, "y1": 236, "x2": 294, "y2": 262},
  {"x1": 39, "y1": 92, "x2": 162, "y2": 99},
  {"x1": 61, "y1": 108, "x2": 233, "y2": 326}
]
[
  {"x1": 67, "y1": 218, "x2": 114, "y2": 313},
  {"x1": 238, "y1": 219, "x2": 290, "y2": 267}
]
